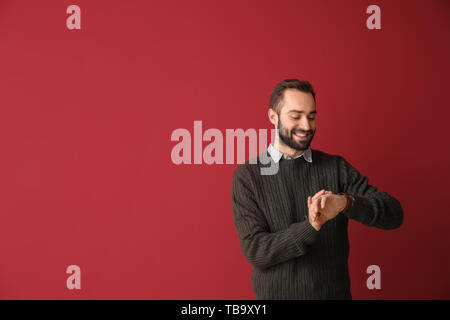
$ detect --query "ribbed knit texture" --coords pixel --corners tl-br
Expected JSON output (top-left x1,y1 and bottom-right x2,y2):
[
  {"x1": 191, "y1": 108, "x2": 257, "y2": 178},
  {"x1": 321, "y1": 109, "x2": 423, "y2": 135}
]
[{"x1": 231, "y1": 149, "x2": 403, "y2": 300}]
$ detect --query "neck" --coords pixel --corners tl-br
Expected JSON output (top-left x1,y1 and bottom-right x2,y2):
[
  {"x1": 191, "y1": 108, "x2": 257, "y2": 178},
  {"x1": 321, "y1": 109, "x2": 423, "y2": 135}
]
[{"x1": 274, "y1": 138, "x2": 304, "y2": 159}]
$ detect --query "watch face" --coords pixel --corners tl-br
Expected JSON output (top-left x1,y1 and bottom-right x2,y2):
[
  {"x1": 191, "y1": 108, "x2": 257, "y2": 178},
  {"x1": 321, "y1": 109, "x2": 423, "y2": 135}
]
[{"x1": 349, "y1": 195, "x2": 355, "y2": 208}]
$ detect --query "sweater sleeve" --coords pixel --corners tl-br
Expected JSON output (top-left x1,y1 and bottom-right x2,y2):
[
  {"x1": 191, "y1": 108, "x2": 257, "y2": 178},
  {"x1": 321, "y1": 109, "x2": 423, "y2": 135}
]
[
  {"x1": 232, "y1": 165, "x2": 319, "y2": 270},
  {"x1": 338, "y1": 156, "x2": 404, "y2": 230}
]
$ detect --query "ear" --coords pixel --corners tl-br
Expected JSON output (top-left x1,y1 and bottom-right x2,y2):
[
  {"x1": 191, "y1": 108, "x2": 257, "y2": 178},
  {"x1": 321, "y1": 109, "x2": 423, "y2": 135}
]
[{"x1": 268, "y1": 108, "x2": 278, "y2": 126}]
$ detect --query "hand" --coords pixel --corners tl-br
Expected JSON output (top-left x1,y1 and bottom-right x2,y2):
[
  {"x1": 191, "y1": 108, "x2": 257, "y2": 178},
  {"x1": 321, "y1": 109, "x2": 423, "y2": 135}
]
[
  {"x1": 308, "y1": 190, "x2": 347, "y2": 231},
  {"x1": 307, "y1": 189, "x2": 332, "y2": 231}
]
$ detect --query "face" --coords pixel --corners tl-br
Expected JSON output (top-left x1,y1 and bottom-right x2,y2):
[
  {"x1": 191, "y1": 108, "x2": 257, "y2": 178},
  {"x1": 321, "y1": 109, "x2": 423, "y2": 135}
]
[{"x1": 269, "y1": 89, "x2": 316, "y2": 151}]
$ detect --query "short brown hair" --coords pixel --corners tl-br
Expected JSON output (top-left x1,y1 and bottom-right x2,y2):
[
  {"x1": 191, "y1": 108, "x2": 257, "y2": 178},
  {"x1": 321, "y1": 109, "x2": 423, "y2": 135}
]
[{"x1": 269, "y1": 79, "x2": 316, "y2": 114}]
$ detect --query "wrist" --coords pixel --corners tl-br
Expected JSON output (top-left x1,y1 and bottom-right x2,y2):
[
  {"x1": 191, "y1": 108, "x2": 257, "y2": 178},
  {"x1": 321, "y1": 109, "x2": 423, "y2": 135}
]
[
  {"x1": 338, "y1": 192, "x2": 354, "y2": 213},
  {"x1": 339, "y1": 195, "x2": 348, "y2": 213}
]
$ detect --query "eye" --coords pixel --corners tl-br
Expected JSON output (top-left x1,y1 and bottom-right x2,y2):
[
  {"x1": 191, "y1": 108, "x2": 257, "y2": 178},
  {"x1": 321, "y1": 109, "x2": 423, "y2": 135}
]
[
  {"x1": 291, "y1": 116, "x2": 300, "y2": 120},
  {"x1": 308, "y1": 117, "x2": 316, "y2": 121}
]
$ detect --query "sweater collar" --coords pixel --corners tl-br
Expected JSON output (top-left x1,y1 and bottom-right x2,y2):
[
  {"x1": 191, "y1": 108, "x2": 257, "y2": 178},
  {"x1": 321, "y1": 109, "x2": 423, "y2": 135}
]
[{"x1": 267, "y1": 143, "x2": 313, "y2": 164}]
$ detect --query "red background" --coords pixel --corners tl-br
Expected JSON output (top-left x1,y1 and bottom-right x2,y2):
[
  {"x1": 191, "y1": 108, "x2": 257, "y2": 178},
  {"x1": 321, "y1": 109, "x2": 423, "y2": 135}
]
[{"x1": 0, "y1": 0, "x2": 449, "y2": 299}]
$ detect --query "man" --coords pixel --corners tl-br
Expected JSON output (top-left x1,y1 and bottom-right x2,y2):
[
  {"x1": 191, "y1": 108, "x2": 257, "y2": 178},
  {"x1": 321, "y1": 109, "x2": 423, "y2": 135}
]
[{"x1": 231, "y1": 79, "x2": 403, "y2": 299}]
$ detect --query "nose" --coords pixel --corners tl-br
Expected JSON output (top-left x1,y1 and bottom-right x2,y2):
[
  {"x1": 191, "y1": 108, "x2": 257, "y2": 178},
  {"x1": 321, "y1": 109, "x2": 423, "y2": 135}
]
[{"x1": 298, "y1": 116, "x2": 312, "y2": 132}]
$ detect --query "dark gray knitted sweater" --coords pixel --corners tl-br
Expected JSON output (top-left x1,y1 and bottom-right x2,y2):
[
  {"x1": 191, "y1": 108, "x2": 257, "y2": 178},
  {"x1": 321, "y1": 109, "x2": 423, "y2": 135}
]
[{"x1": 231, "y1": 149, "x2": 403, "y2": 299}]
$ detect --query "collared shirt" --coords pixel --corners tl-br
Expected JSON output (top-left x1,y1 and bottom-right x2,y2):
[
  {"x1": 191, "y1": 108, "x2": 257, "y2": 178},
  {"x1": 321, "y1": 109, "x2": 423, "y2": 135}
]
[{"x1": 267, "y1": 143, "x2": 313, "y2": 163}]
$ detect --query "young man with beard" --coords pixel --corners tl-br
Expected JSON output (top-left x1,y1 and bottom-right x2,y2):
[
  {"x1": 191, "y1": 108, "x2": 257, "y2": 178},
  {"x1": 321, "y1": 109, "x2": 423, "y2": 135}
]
[{"x1": 231, "y1": 79, "x2": 403, "y2": 299}]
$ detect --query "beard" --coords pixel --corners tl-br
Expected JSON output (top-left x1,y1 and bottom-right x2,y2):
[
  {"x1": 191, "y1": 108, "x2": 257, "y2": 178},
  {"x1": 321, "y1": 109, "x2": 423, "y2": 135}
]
[{"x1": 277, "y1": 116, "x2": 315, "y2": 151}]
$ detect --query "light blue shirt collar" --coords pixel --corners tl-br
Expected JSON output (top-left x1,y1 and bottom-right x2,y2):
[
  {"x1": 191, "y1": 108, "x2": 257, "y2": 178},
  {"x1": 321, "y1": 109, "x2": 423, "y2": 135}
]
[{"x1": 267, "y1": 143, "x2": 313, "y2": 164}]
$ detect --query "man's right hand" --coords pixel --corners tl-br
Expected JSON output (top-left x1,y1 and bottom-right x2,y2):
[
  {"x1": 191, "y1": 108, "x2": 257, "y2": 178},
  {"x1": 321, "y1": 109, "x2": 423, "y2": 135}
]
[{"x1": 307, "y1": 189, "x2": 332, "y2": 231}]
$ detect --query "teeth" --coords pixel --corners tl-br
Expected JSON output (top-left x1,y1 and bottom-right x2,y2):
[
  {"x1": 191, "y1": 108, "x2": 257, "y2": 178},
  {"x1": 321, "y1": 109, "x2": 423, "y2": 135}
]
[{"x1": 295, "y1": 133, "x2": 307, "y2": 137}]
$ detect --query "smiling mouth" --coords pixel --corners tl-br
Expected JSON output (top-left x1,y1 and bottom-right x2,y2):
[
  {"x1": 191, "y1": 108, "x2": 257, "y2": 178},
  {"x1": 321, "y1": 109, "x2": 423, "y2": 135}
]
[
  {"x1": 294, "y1": 132, "x2": 308, "y2": 138},
  {"x1": 293, "y1": 131, "x2": 310, "y2": 141}
]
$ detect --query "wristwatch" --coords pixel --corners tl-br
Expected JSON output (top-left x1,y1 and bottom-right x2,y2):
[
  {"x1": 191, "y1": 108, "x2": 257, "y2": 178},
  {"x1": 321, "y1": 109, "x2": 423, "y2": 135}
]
[{"x1": 338, "y1": 192, "x2": 355, "y2": 213}]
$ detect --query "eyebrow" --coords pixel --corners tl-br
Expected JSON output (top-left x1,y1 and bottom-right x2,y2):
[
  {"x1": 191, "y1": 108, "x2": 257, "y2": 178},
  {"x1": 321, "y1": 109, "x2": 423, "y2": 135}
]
[{"x1": 287, "y1": 109, "x2": 317, "y2": 115}]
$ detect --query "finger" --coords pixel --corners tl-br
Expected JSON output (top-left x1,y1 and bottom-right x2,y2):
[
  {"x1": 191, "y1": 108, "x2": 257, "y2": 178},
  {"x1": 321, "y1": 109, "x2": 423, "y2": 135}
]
[
  {"x1": 313, "y1": 199, "x2": 321, "y2": 216},
  {"x1": 313, "y1": 203, "x2": 318, "y2": 221},
  {"x1": 314, "y1": 211, "x2": 320, "y2": 222},
  {"x1": 315, "y1": 189, "x2": 326, "y2": 196},
  {"x1": 312, "y1": 189, "x2": 326, "y2": 201},
  {"x1": 307, "y1": 197, "x2": 316, "y2": 221},
  {"x1": 310, "y1": 198, "x2": 319, "y2": 221},
  {"x1": 309, "y1": 197, "x2": 316, "y2": 219},
  {"x1": 321, "y1": 196, "x2": 326, "y2": 210},
  {"x1": 312, "y1": 209, "x2": 318, "y2": 221}
]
